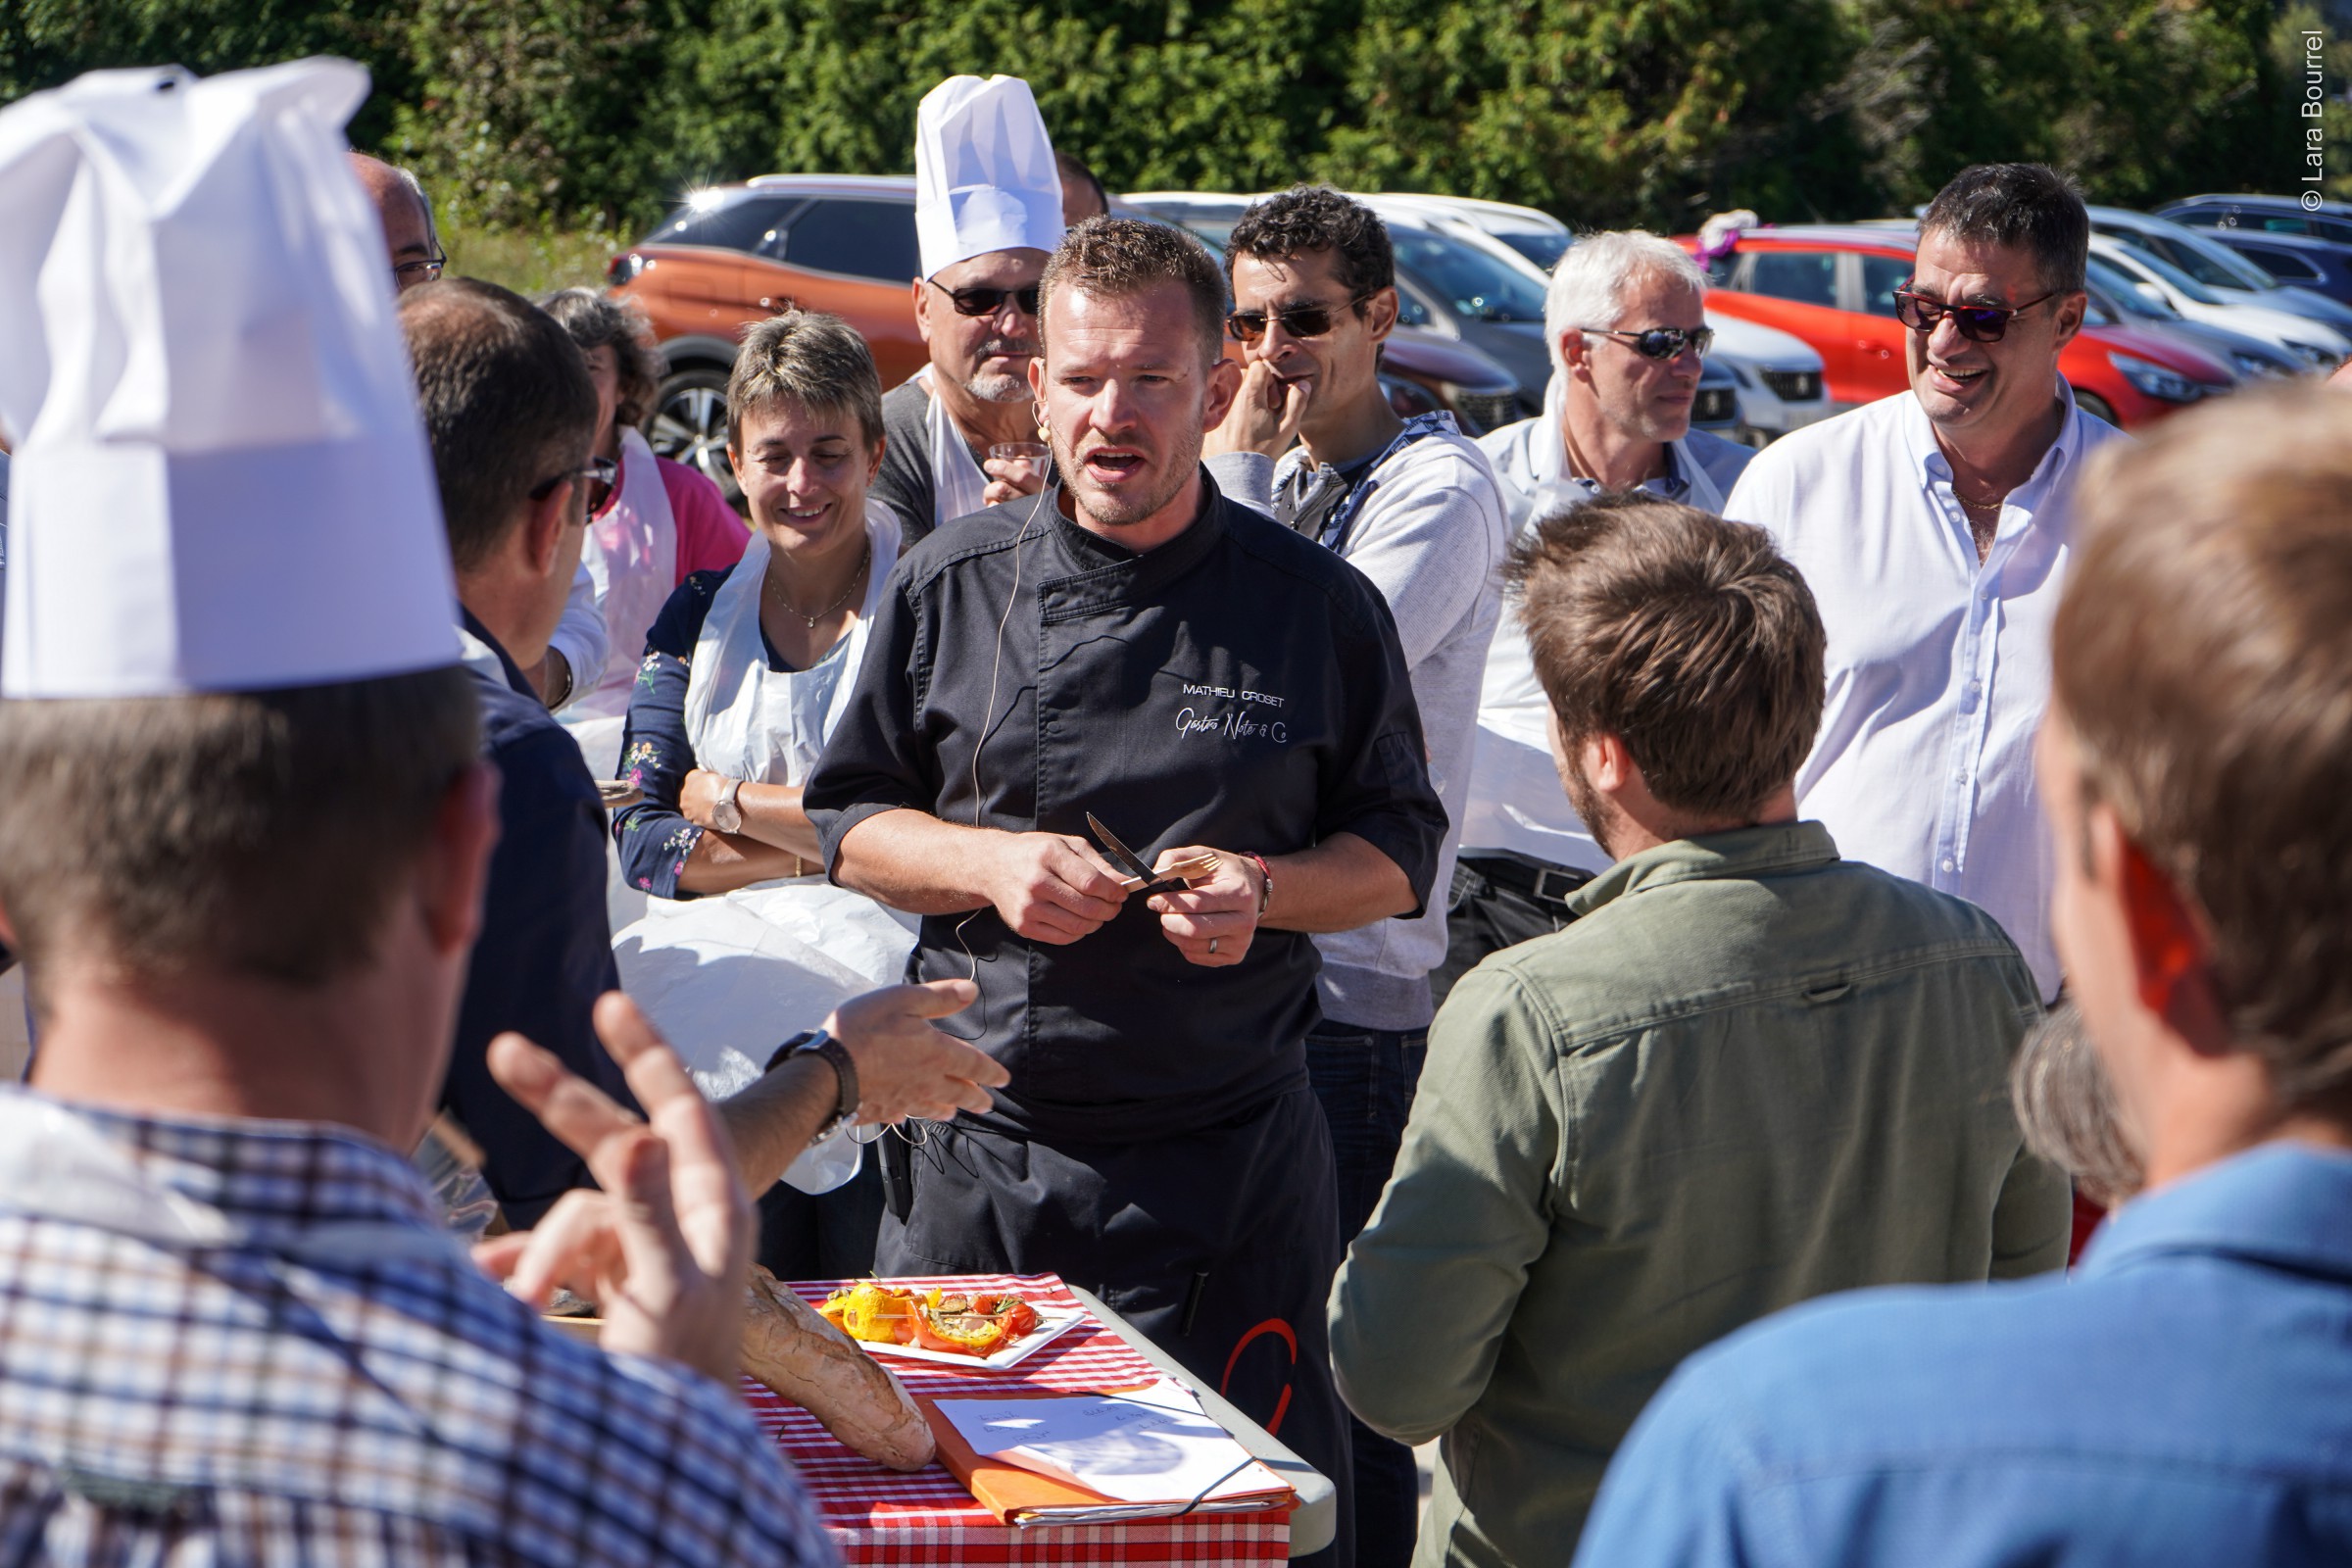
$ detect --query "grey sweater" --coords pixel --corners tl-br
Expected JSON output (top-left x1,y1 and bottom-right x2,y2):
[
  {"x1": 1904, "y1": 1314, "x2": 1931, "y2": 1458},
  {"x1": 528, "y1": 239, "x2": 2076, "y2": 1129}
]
[{"x1": 1208, "y1": 416, "x2": 1508, "y2": 1029}]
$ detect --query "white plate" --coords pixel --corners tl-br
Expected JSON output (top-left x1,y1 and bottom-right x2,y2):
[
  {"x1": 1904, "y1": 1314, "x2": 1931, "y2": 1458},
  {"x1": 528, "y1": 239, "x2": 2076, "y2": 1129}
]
[{"x1": 858, "y1": 1301, "x2": 1088, "y2": 1371}]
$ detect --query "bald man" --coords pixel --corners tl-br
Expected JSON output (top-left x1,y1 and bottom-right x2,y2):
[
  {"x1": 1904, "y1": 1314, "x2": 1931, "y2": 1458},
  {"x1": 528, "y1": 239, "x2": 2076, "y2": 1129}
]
[{"x1": 350, "y1": 153, "x2": 443, "y2": 293}]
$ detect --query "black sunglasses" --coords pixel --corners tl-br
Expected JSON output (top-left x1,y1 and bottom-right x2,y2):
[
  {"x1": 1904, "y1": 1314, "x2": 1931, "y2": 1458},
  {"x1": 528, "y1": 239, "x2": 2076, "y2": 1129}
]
[
  {"x1": 1226, "y1": 294, "x2": 1372, "y2": 344},
  {"x1": 1892, "y1": 284, "x2": 2056, "y2": 343},
  {"x1": 529, "y1": 455, "x2": 618, "y2": 512},
  {"x1": 1584, "y1": 325, "x2": 1714, "y2": 361},
  {"x1": 928, "y1": 278, "x2": 1041, "y2": 318}
]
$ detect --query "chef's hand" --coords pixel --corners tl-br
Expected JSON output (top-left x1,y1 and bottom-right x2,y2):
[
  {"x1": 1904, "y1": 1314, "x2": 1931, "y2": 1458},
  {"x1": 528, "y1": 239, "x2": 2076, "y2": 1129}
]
[
  {"x1": 827, "y1": 978, "x2": 1007, "y2": 1123},
  {"x1": 473, "y1": 994, "x2": 750, "y2": 1386},
  {"x1": 981, "y1": 452, "x2": 1049, "y2": 509},
  {"x1": 1146, "y1": 847, "x2": 1265, "y2": 967},
  {"x1": 986, "y1": 831, "x2": 1132, "y2": 943},
  {"x1": 1204, "y1": 362, "x2": 1314, "y2": 461}
]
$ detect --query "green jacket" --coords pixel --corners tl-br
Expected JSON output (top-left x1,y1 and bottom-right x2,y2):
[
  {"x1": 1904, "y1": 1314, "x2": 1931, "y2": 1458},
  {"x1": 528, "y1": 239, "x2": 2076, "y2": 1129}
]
[{"x1": 1328, "y1": 821, "x2": 2070, "y2": 1568}]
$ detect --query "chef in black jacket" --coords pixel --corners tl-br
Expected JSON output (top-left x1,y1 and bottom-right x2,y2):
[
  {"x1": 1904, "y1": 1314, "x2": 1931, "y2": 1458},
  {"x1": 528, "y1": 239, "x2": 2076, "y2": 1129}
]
[{"x1": 808, "y1": 219, "x2": 1443, "y2": 1567}]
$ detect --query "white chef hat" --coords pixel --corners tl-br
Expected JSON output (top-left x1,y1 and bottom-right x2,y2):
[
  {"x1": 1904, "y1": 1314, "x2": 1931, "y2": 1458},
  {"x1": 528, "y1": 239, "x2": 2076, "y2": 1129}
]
[
  {"x1": 0, "y1": 58, "x2": 459, "y2": 700},
  {"x1": 913, "y1": 74, "x2": 1064, "y2": 279}
]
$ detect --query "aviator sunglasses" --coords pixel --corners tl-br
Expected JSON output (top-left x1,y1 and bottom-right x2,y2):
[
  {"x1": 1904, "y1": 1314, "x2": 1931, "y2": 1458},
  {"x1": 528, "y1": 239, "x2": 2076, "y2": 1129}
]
[
  {"x1": 1226, "y1": 293, "x2": 1373, "y2": 344},
  {"x1": 1583, "y1": 324, "x2": 1715, "y2": 361},
  {"x1": 1892, "y1": 283, "x2": 2056, "y2": 343},
  {"x1": 928, "y1": 278, "x2": 1041, "y2": 317}
]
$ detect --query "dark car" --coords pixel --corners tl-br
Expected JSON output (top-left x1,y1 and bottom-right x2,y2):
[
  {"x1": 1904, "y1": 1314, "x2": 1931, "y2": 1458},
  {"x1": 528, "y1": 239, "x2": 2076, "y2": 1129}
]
[
  {"x1": 2193, "y1": 228, "x2": 2352, "y2": 308},
  {"x1": 611, "y1": 175, "x2": 1528, "y2": 497},
  {"x1": 2157, "y1": 194, "x2": 2352, "y2": 247},
  {"x1": 1124, "y1": 192, "x2": 1553, "y2": 411}
]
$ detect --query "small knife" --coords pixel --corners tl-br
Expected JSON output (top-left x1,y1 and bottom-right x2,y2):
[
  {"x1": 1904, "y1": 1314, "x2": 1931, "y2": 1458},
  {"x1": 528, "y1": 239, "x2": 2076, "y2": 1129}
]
[{"x1": 1085, "y1": 812, "x2": 1219, "y2": 895}]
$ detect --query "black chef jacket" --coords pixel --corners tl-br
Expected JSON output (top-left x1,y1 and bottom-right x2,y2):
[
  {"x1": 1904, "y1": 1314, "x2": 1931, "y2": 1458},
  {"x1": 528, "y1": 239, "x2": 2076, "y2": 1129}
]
[{"x1": 806, "y1": 472, "x2": 1446, "y2": 1146}]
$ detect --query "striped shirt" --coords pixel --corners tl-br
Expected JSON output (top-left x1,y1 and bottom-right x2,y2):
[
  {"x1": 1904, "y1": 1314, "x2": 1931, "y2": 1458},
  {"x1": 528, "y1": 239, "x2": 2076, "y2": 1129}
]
[{"x1": 0, "y1": 1089, "x2": 836, "y2": 1566}]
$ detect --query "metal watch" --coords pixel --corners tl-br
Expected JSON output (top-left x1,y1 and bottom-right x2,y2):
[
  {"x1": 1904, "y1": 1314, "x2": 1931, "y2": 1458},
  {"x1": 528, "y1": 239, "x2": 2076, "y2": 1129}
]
[{"x1": 710, "y1": 775, "x2": 744, "y2": 834}]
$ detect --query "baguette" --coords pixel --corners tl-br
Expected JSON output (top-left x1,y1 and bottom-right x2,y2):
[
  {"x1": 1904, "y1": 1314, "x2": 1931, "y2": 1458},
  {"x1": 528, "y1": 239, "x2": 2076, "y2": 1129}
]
[{"x1": 740, "y1": 1265, "x2": 935, "y2": 1471}]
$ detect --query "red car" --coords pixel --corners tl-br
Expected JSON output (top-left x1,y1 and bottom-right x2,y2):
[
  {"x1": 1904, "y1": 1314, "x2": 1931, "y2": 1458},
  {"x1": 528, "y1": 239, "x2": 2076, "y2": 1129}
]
[{"x1": 1685, "y1": 223, "x2": 2232, "y2": 427}]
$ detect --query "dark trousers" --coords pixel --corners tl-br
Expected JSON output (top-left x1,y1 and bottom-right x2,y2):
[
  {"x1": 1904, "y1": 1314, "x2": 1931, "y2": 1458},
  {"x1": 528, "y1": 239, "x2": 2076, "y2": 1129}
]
[
  {"x1": 1431, "y1": 851, "x2": 1594, "y2": 1011},
  {"x1": 755, "y1": 1151, "x2": 885, "y2": 1282},
  {"x1": 1306, "y1": 1020, "x2": 1430, "y2": 1568},
  {"x1": 878, "y1": 1089, "x2": 1355, "y2": 1568}
]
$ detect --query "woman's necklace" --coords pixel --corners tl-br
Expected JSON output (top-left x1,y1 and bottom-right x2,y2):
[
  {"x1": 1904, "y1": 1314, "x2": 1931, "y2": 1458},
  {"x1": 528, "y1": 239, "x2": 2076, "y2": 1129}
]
[{"x1": 766, "y1": 540, "x2": 871, "y2": 630}]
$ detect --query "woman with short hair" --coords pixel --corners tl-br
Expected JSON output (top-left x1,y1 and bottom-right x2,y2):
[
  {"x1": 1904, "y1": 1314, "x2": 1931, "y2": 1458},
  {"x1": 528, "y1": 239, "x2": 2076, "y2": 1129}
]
[{"x1": 609, "y1": 311, "x2": 910, "y2": 1277}]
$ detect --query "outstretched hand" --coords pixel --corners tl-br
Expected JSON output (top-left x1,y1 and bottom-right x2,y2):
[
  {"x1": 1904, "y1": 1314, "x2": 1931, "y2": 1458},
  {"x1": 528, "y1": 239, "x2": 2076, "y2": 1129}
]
[
  {"x1": 827, "y1": 977, "x2": 1007, "y2": 1123},
  {"x1": 472, "y1": 993, "x2": 751, "y2": 1385}
]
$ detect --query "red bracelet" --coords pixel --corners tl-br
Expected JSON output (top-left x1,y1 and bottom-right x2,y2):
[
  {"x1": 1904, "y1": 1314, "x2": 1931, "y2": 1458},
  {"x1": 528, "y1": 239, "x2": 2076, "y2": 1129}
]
[{"x1": 1245, "y1": 852, "x2": 1274, "y2": 919}]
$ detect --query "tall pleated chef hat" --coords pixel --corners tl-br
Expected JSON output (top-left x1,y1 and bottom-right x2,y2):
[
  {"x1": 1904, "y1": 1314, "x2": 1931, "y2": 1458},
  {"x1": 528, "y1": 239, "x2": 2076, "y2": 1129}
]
[
  {"x1": 0, "y1": 58, "x2": 458, "y2": 699},
  {"x1": 913, "y1": 74, "x2": 1064, "y2": 279}
]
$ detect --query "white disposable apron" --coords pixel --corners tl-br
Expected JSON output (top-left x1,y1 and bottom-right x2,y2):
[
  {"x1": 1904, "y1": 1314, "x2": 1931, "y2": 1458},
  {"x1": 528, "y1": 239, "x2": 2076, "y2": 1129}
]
[
  {"x1": 574, "y1": 426, "x2": 679, "y2": 720},
  {"x1": 622, "y1": 503, "x2": 914, "y2": 1194},
  {"x1": 917, "y1": 367, "x2": 991, "y2": 528}
]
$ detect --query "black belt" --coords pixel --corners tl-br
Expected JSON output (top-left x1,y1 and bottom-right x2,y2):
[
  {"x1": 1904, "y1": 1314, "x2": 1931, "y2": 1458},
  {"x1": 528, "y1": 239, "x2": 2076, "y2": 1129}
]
[{"x1": 1462, "y1": 854, "x2": 1594, "y2": 908}]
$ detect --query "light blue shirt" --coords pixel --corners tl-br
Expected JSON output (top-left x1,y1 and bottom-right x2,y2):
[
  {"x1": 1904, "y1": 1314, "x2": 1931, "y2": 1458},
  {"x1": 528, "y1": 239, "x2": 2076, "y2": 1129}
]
[
  {"x1": 1724, "y1": 386, "x2": 2128, "y2": 999},
  {"x1": 1575, "y1": 1142, "x2": 2352, "y2": 1567}
]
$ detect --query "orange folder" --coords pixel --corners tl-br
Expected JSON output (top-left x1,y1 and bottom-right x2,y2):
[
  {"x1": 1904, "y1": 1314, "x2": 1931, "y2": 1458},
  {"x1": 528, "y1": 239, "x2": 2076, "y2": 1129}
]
[{"x1": 915, "y1": 1392, "x2": 1298, "y2": 1527}]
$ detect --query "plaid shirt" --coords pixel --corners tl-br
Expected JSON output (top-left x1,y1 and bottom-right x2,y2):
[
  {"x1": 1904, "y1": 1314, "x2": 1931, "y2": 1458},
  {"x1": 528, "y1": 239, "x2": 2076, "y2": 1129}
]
[{"x1": 0, "y1": 1090, "x2": 838, "y2": 1566}]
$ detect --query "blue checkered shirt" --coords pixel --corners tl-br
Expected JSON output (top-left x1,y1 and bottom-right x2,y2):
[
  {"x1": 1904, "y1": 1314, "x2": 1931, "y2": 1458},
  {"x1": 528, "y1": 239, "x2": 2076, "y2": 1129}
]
[{"x1": 0, "y1": 1090, "x2": 838, "y2": 1566}]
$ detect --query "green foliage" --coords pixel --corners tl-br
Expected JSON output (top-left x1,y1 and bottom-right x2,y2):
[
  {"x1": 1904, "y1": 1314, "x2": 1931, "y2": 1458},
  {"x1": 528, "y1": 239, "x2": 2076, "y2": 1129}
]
[{"x1": 1, "y1": 0, "x2": 2328, "y2": 241}]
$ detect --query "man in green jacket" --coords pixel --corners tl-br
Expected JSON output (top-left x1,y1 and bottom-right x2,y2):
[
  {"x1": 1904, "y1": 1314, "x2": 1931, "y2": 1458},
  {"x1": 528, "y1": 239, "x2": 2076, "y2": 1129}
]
[{"x1": 1328, "y1": 495, "x2": 2071, "y2": 1568}]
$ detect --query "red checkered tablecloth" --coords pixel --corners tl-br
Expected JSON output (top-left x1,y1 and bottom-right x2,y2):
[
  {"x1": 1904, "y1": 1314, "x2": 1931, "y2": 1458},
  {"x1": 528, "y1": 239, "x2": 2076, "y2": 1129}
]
[{"x1": 743, "y1": 1273, "x2": 1293, "y2": 1566}]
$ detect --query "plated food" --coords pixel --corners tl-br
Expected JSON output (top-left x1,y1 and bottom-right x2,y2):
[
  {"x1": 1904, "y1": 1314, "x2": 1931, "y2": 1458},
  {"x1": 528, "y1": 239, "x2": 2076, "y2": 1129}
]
[{"x1": 821, "y1": 1282, "x2": 1044, "y2": 1359}]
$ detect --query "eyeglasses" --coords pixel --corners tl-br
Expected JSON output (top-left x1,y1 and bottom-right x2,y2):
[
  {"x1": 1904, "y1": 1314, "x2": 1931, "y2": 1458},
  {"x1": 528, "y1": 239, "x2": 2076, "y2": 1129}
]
[
  {"x1": 1891, "y1": 284, "x2": 2056, "y2": 343},
  {"x1": 928, "y1": 278, "x2": 1041, "y2": 318},
  {"x1": 1226, "y1": 294, "x2": 1372, "y2": 344},
  {"x1": 392, "y1": 253, "x2": 447, "y2": 286},
  {"x1": 1583, "y1": 325, "x2": 1714, "y2": 361},
  {"x1": 529, "y1": 456, "x2": 618, "y2": 513}
]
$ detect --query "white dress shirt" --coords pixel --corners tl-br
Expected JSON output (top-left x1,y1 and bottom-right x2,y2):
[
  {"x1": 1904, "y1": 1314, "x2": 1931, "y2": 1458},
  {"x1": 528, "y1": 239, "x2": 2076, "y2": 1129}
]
[
  {"x1": 1460, "y1": 380, "x2": 1755, "y2": 873},
  {"x1": 1725, "y1": 385, "x2": 2127, "y2": 999}
]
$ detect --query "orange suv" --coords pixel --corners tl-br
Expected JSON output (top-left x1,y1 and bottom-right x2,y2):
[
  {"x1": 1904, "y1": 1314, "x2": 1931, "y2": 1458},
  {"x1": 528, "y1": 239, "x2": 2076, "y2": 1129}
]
[{"x1": 608, "y1": 174, "x2": 1529, "y2": 497}]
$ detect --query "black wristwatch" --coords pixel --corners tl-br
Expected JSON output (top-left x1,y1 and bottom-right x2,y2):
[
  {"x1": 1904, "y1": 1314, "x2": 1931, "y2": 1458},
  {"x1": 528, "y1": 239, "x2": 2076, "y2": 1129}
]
[{"x1": 766, "y1": 1028, "x2": 858, "y2": 1136}]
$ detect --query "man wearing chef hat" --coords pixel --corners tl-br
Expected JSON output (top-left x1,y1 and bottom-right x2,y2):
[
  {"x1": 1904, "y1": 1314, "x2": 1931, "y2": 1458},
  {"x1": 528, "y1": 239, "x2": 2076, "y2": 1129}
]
[
  {"x1": 0, "y1": 60, "x2": 837, "y2": 1560},
  {"x1": 870, "y1": 74, "x2": 1064, "y2": 546}
]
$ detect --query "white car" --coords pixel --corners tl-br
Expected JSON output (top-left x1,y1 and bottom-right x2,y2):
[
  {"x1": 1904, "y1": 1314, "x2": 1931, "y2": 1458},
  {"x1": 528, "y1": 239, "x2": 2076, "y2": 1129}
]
[
  {"x1": 2089, "y1": 235, "x2": 2348, "y2": 370},
  {"x1": 1363, "y1": 194, "x2": 1829, "y2": 442}
]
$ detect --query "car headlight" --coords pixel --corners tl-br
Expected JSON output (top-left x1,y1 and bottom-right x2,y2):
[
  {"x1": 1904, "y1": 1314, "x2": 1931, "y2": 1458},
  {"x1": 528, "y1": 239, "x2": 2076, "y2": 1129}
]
[
  {"x1": 2230, "y1": 350, "x2": 2283, "y2": 379},
  {"x1": 2283, "y1": 339, "x2": 2336, "y2": 368},
  {"x1": 2107, "y1": 352, "x2": 2205, "y2": 403}
]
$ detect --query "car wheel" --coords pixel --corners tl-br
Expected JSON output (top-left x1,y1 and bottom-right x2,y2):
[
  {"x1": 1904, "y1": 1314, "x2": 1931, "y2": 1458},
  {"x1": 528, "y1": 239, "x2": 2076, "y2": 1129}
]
[
  {"x1": 650, "y1": 367, "x2": 738, "y2": 503},
  {"x1": 2073, "y1": 389, "x2": 2119, "y2": 426}
]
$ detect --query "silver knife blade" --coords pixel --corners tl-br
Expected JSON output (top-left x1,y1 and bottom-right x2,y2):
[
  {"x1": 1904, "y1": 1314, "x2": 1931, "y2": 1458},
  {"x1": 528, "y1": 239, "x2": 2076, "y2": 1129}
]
[{"x1": 1084, "y1": 811, "x2": 1157, "y2": 884}]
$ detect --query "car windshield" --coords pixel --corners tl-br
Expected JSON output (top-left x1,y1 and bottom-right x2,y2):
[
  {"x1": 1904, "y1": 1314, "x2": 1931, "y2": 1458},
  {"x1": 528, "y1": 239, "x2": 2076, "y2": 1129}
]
[
  {"x1": 2171, "y1": 226, "x2": 2290, "y2": 292},
  {"x1": 2107, "y1": 242, "x2": 2224, "y2": 306},
  {"x1": 2086, "y1": 256, "x2": 2181, "y2": 318},
  {"x1": 1388, "y1": 226, "x2": 1548, "y2": 321}
]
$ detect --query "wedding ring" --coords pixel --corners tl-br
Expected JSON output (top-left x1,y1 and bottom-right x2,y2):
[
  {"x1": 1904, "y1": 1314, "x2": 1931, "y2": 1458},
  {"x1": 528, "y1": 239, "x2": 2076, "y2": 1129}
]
[{"x1": 1208, "y1": 937, "x2": 1220, "y2": 956}]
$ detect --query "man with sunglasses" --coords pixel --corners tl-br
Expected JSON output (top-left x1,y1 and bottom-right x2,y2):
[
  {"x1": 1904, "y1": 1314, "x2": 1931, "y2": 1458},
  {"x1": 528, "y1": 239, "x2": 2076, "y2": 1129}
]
[
  {"x1": 1724, "y1": 163, "x2": 2127, "y2": 1002},
  {"x1": 353, "y1": 150, "x2": 612, "y2": 717},
  {"x1": 871, "y1": 75, "x2": 1066, "y2": 548},
  {"x1": 1446, "y1": 232, "x2": 1756, "y2": 1004},
  {"x1": 1201, "y1": 182, "x2": 1508, "y2": 1568}
]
